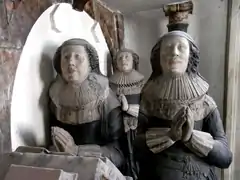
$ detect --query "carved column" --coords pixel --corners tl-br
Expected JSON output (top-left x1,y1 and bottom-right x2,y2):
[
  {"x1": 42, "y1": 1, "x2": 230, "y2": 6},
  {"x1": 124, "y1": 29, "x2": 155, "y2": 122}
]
[{"x1": 163, "y1": 0, "x2": 193, "y2": 32}]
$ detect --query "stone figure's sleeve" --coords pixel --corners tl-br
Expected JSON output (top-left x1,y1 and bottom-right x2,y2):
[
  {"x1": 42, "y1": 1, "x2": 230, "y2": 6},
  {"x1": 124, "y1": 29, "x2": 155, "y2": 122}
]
[
  {"x1": 125, "y1": 83, "x2": 144, "y2": 118},
  {"x1": 100, "y1": 89, "x2": 125, "y2": 168},
  {"x1": 186, "y1": 108, "x2": 232, "y2": 168},
  {"x1": 133, "y1": 112, "x2": 156, "y2": 180},
  {"x1": 204, "y1": 108, "x2": 232, "y2": 168},
  {"x1": 48, "y1": 99, "x2": 61, "y2": 147},
  {"x1": 49, "y1": 100, "x2": 58, "y2": 125}
]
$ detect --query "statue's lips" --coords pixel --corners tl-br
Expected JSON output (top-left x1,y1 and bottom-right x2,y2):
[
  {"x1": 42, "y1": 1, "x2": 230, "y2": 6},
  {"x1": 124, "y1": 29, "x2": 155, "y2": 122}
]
[
  {"x1": 68, "y1": 67, "x2": 77, "y2": 73},
  {"x1": 169, "y1": 61, "x2": 181, "y2": 66}
]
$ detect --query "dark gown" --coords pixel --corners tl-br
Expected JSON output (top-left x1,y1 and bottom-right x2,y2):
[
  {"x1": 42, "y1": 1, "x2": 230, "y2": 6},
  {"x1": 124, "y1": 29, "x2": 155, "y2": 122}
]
[
  {"x1": 134, "y1": 108, "x2": 232, "y2": 180},
  {"x1": 121, "y1": 94, "x2": 140, "y2": 180},
  {"x1": 110, "y1": 80, "x2": 144, "y2": 180},
  {"x1": 49, "y1": 73, "x2": 125, "y2": 169}
]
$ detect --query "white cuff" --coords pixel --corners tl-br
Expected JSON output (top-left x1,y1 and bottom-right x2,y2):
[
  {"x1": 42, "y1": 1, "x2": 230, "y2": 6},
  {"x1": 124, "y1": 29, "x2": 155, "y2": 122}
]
[
  {"x1": 185, "y1": 130, "x2": 214, "y2": 157},
  {"x1": 127, "y1": 104, "x2": 140, "y2": 117},
  {"x1": 146, "y1": 128, "x2": 175, "y2": 154}
]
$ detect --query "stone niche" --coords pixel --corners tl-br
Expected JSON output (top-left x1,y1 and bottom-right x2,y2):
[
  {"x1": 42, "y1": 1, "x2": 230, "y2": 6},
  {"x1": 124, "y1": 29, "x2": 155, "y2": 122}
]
[
  {"x1": 0, "y1": 1, "x2": 232, "y2": 179},
  {"x1": 0, "y1": 0, "x2": 123, "y2": 152}
]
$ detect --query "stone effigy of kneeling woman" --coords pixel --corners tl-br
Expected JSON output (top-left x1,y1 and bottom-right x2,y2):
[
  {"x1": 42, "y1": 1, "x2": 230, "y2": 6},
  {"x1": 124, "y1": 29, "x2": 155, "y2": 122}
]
[
  {"x1": 134, "y1": 31, "x2": 232, "y2": 180},
  {"x1": 49, "y1": 38, "x2": 125, "y2": 171}
]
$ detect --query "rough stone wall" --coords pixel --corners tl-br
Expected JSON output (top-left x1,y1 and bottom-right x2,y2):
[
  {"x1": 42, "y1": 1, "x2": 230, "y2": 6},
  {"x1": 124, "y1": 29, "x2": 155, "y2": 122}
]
[
  {"x1": 0, "y1": 0, "x2": 124, "y2": 152},
  {"x1": 0, "y1": 0, "x2": 55, "y2": 153}
]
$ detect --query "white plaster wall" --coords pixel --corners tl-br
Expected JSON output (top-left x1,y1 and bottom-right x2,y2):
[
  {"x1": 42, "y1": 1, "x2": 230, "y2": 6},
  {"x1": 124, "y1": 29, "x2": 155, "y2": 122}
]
[
  {"x1": 124, "y1": 0, "x2": 227, "y2": 116},
  {"x1": 124, "y1": 12, "x2": 159, "y2": 79},
  {"x1": 10, "y1": 3, "x2": 110, "y2": 151}
]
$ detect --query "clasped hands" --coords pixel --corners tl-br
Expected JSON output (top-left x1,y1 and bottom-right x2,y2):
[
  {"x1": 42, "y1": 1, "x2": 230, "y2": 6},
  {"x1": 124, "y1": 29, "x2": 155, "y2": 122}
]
[
  {"x1": 51, "y1": 127, "x2": 101, "y2": 156},
  {"x1": 168, "y1": 106, "x2": 194, "y2": 143}
]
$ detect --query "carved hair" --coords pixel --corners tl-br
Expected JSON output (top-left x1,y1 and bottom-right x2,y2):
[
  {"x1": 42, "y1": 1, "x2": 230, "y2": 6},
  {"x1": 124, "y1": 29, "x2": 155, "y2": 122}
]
[
  {"x1": 113, "y1": 48, "x2": 140, "y2": 71},
  {"x1": 53, "y1": 38, "x2": 101, "y2": 75},
  {"x1": 149, "y1": 37, "x2": 200, "y2": 79}
]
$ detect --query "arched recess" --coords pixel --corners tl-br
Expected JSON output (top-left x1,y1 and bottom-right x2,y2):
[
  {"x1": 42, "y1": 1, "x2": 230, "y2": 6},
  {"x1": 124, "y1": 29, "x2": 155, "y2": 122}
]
[
  {"x1": 0, "y1": 0, "x2": 58, "y2": 152},
  {"x1": 10, "y1": 3, "x2": 110, "y2": 151}
]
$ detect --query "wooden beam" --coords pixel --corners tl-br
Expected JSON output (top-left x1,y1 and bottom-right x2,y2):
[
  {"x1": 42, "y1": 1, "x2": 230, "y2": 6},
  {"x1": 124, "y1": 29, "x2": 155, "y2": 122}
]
[{"x1": 84, "y1": 0, "x2": 124, "y2": 57}]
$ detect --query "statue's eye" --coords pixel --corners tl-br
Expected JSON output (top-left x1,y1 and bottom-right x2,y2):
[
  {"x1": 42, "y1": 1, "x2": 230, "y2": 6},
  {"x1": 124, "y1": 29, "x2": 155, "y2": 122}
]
[
  {"x1": 118, "y1": 56, "x2": 123, "y2": 61},
  {"x1": 75, "y1": 54, "x2": 80, "y2": 59},
  {"x1": 178, "y1": 44, "x2": 187, "y2": 51},
  {"x1": 64, "y1": 55, "x2": 70, "y2": 59}
]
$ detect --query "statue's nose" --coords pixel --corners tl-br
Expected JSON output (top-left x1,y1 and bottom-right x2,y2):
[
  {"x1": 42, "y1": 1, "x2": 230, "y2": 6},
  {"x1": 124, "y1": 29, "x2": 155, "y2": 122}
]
[{"x1": 172, "y1": 46, "x2": 180, "y2": 56}]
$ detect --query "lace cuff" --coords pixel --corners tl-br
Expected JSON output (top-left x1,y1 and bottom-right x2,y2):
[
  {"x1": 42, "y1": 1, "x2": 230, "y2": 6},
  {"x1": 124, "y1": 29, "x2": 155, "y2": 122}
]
[
  {"x1": 146, "y1": 128, "x2": 175, "y2": 154},
  {"x1": 127, "y1": 104, "x2": 140, "y2": 117},
  {"x1": 185, "y1": 130, "x2": 214, "y2": 157}
]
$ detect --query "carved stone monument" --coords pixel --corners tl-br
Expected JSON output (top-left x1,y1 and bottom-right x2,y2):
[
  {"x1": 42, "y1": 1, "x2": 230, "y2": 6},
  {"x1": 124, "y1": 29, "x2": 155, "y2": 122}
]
[
  {"x1": 109, "y1": 49, "x2": 145, "y2": 179},
  {"x1": 49, "y1": 38, "x2": 125, "y2": 169},
  {"x1": 4, "y1": 164, "x2": 78, "y2": 180},
  {"x1": 135, "y1": 31, "x2": 232, "y2": 179},
  {"x1": 0, "y1": 148, "x2": 127, "y2": 180}
]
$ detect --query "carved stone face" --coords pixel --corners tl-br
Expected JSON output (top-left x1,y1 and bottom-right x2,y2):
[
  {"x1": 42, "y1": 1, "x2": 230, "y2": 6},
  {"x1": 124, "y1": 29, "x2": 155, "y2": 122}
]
[
  {"x1": 61, "y1": 45, "x2": 90, "y2": 84},
  {"x1": 160, "y1": 36, "x2": 190, "y2": 75},
  {"x1": 116, "y1": 52, "x2": 133, "y2": 73}
]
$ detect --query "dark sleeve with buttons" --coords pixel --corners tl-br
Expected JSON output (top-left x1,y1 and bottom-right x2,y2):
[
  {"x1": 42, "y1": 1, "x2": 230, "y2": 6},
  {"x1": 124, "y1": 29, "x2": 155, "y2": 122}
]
[{"x1": 203, "y1": 108, "x2": 233, "y2": 169}]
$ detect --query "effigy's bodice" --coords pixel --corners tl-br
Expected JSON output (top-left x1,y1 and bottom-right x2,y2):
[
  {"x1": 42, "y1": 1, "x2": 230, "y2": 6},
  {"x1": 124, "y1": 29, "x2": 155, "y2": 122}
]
[
  {"x1": 109, "y1": 70, "x2": 145, "y2": 97},
  {"x1": 49, "y1": 73, "x2": 118, "y2": 145},
  {"x1": 109, "y1": 70, "x2": 145, "y2": 132},
  {"x1": 138, "y1": 74, "x2": 218, "y2": 180},
  {"x1": 49, "y1": 73, "x2": 109, "y2": 125},
  {"x1": 138, "y1": 112, "x2": 217, "y2": 180}
]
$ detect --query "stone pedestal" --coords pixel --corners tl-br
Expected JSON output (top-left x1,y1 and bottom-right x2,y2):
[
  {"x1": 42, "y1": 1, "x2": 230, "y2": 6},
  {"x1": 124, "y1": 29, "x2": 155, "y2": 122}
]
[
  {"x1": 0, "y1": 150, "x2": 127, "y2": 180},
  {"x1": 4, "y1": 165, "x2": 78, "y2": 180}
]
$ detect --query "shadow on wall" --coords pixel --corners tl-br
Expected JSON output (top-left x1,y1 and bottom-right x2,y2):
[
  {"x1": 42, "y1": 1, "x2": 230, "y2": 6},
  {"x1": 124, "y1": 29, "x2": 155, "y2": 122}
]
[
  {"x1": 38, "y1": 46, "x2": 55, "y2": 147},
  {"x1": 17, "y1": 45, "x2": 56, "y2": 148}
]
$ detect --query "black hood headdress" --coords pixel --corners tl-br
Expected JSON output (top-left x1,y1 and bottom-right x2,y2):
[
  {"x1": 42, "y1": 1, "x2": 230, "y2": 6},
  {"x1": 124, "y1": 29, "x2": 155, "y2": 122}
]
[
  {"x1": 53, "y1": 38, "x2": 101, "y2": 75},
  {"x1": 149, "y1": 30, "x2": 200, "y2": 80},
  {"x1": 112, "y1": 48, "x2": 140, "y2": 72}
]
